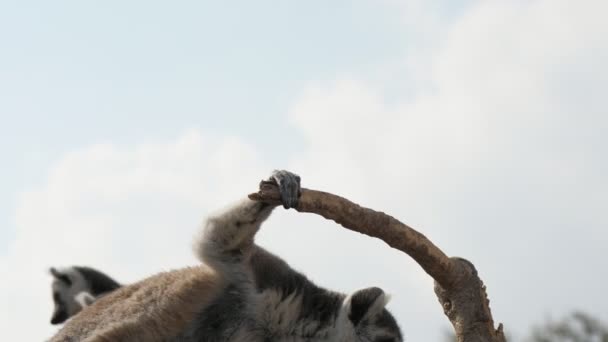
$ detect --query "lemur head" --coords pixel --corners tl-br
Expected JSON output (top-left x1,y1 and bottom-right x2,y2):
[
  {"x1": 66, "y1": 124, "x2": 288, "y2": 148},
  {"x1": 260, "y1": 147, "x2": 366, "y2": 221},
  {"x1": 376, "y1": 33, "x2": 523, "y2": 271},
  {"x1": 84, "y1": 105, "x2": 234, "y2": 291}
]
[
  {"x1": 342, "y1": 287, "x2": 402, "y2": 342},
  {"x1": 49, "y1": 266, "x2": 121, "y2": 325}
]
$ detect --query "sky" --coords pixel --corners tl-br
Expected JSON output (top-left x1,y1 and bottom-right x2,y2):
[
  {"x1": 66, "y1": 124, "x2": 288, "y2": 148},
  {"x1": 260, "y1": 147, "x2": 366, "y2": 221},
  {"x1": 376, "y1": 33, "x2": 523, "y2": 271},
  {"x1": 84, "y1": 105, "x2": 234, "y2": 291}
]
[{"x1": 0, "y1": 0, "x2": 607, "y2": 341}]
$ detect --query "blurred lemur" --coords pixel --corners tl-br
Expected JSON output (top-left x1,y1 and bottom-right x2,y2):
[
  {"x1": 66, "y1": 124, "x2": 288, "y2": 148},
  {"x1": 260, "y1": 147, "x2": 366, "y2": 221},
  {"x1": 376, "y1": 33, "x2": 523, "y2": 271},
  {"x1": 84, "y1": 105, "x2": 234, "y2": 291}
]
[
  {"x1": 50, "y1": 170, "x2": 402, "y2": 342},
  {"x1": 49, "y1": 266, "x2": 121, "y2": 324}
]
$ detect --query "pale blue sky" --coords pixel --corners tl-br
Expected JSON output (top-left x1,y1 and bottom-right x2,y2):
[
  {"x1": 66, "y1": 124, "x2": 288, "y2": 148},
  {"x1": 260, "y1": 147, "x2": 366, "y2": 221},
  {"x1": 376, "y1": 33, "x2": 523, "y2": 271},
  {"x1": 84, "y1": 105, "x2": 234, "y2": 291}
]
[
  {"x1": 2, "y1": 1, "x2": 607, "y2": 341},
  {"x1": 0, "y1": 0, "x2": 448, "y2": 248}
]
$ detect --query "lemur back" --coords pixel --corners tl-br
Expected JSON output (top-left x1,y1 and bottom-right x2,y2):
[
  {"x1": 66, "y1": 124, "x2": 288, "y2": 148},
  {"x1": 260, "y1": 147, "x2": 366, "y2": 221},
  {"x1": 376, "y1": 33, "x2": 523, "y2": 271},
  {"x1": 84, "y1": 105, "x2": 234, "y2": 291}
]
[{"x1": 50, "y1": 170, "x2": 402, "y2": 342}]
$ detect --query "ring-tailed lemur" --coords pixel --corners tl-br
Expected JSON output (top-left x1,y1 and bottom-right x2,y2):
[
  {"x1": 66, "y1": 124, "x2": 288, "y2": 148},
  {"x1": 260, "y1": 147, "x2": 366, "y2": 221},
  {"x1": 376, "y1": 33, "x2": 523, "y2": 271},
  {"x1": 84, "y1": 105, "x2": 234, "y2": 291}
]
[
  {"x1": 49, "y1": 266, "x2": 121, "y2": 324},
  {"x1": 50, "y1": 170, "x2": 403, "y2": 342}
]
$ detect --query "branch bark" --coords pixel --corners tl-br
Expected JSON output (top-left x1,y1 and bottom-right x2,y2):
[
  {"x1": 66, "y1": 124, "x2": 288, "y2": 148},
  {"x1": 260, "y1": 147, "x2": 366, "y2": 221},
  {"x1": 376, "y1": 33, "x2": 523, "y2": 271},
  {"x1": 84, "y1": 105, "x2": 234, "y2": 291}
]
[{"x1": 249, "y1": 182, "x2": 506, "y2": 342}]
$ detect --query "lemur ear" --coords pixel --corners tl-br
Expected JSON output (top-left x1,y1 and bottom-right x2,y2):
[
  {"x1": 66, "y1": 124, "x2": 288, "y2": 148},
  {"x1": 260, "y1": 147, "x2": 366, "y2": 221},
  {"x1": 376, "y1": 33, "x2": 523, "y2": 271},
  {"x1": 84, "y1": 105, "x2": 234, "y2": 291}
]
[
  {"x1": 344, "y1": 287, "x2": 391, "y2": 326},
  {"x1": 50, "y1": 267, "x2": 72, "y2": 286}
]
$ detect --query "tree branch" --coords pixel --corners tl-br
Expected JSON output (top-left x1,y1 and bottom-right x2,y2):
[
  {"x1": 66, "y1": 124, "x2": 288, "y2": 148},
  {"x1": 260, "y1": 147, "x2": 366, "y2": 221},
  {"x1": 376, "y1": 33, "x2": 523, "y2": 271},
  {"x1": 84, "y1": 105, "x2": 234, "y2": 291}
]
[{"x1": 249, "y1": 181, "x2": 506, "y2": 342}]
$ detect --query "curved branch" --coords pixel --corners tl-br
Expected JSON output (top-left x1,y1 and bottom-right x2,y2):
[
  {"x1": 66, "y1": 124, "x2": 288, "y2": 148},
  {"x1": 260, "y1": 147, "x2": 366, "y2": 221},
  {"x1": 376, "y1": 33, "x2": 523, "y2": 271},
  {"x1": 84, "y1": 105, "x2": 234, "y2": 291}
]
[{"x1": 249, "y1": 182, "x2": 506, "y2": 342}]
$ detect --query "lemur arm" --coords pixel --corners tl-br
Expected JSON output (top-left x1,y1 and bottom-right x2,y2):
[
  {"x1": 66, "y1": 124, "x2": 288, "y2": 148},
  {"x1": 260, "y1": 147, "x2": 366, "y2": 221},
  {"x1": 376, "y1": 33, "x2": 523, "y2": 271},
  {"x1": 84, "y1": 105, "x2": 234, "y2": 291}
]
[{"x1": 193, "y1": 170, "x2": 301, "y2": 277}]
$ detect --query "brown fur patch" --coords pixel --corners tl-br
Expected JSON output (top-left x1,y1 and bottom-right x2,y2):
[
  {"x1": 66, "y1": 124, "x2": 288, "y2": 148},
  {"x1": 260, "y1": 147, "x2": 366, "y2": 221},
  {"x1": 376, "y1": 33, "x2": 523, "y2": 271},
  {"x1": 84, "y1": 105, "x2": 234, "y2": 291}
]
[{"x1": 51, "y1": 265, "x2": 221, "y2": 342}]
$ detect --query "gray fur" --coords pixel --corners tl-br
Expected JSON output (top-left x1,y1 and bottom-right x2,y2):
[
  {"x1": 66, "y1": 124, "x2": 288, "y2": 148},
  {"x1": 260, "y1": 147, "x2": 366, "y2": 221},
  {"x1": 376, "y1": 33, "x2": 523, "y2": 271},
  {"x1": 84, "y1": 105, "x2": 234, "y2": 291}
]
[{"x1": 50, "y1": 170, "x2": 402, "y2": 342}]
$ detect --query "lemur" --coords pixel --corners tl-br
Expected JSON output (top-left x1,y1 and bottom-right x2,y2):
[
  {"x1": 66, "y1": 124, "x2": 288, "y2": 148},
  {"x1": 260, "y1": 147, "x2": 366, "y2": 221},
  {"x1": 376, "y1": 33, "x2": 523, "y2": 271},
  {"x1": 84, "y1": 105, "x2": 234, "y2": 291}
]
[
  {"x1": 50, "y1": 170, "x2": 403, "y2": 342},
  {"x1": 49, "y1": 266, "x2": 121, "y2": 324}
]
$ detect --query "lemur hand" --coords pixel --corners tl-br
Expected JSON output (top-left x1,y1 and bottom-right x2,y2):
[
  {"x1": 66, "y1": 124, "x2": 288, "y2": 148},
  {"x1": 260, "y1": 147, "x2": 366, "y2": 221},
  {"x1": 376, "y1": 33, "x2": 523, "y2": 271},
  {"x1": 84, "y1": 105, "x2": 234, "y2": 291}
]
[{"x1": 268, "y1": 170, "x2": 301, "y2": 209}]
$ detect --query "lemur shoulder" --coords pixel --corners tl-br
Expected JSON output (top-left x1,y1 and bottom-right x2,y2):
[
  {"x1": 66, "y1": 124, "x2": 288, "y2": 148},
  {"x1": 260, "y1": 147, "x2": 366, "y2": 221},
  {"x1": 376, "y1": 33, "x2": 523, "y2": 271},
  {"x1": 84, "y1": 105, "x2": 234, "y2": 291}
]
[{"x1": 50, "y1": 170, "x2": 402, "y2": 342}]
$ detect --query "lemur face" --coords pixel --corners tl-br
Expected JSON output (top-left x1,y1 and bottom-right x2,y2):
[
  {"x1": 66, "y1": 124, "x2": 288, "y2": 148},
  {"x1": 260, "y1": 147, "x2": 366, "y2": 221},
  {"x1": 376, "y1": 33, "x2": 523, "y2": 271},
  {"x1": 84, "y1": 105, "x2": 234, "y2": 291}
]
[
  {"x1": 49, "y1": 266, "x2": 121, "y2": 325},
  {"x1": 49, "y1": 267, "x2": 100, "y2": 324},
  {"x1": 50, "y1": 289, "x2": 69, "y2": 325}
]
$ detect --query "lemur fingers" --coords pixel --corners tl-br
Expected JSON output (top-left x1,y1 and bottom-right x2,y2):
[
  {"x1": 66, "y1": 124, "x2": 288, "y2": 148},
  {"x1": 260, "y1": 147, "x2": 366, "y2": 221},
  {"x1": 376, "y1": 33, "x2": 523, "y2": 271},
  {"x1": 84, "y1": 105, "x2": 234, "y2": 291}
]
[{"x1": 269, "y1": 170, "x2": 301, "y2": 209}]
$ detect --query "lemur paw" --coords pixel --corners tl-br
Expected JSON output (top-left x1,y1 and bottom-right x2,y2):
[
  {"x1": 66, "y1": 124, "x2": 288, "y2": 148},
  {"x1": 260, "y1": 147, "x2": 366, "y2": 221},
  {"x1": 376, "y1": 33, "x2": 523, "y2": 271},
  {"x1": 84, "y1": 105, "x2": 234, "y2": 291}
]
[{"x1": 268, "y1": 170, "x2": 301, "y2": 209}]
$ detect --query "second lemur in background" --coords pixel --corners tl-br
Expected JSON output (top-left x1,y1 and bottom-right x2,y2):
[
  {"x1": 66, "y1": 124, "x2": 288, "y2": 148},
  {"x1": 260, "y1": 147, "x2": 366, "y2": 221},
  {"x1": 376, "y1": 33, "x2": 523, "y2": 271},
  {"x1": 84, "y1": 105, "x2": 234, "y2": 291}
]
[{"x1": 49, "y1": 266, "x2": 121, "y2": 324}]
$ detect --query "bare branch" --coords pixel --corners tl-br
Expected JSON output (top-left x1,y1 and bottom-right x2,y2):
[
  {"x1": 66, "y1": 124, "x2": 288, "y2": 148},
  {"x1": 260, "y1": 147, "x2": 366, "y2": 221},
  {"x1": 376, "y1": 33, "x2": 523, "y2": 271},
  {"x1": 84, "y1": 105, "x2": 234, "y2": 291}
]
[
  {"x1": 251, "y1": 181, "x2": 455, "y2": 286},
  {"x1": 250, "y1": 182, "x2": 506, "y2": 342}
]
